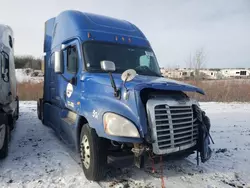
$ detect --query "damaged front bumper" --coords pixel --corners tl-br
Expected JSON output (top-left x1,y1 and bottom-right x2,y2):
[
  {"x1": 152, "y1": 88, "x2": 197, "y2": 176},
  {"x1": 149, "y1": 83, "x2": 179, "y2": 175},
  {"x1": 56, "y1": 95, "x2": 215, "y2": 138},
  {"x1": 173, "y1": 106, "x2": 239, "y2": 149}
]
[{"x1": 130, "y1": 102, "x2": 213, "y2": 168}]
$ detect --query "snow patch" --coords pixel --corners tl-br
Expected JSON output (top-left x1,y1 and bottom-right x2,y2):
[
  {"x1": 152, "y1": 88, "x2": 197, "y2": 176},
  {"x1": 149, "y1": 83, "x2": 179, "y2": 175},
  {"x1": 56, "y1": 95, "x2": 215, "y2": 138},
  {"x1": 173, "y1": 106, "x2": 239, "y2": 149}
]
[
  {"x1": 15, "y1": 69, "x2": 44, "y2": 83},
  {"x1": 0, "y1": 102, "x2": 249, "y2": 187}
]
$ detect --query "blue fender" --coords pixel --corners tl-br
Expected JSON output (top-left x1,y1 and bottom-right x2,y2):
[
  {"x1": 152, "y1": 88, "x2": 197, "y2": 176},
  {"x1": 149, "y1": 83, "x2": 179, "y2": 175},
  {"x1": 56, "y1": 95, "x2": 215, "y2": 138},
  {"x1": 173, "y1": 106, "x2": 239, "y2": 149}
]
[{"x1": 75, "y1": 87, "x2": 143, "y2": 144}]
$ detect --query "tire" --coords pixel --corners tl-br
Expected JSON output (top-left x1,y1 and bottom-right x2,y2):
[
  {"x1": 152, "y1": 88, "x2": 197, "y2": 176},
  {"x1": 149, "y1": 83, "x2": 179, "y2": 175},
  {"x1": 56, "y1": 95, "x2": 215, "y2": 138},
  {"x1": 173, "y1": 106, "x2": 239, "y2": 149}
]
[
  {"x1": 0, "y1": 124, "x2": 9, "y2": 159},
  {"x1": 80, "y1": 124, "x2": 107, "y2": 181}
]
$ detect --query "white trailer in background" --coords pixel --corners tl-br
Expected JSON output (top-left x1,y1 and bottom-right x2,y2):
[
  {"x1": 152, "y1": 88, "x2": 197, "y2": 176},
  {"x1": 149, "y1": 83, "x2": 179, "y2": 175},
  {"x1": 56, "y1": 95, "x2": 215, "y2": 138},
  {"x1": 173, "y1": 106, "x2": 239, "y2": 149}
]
[
  {"x1": 0, "y1": 24, "x2": 19, "y2": 158},
  {"x1": 220, "y1": 69, "x2": 250, "y2": 78}
]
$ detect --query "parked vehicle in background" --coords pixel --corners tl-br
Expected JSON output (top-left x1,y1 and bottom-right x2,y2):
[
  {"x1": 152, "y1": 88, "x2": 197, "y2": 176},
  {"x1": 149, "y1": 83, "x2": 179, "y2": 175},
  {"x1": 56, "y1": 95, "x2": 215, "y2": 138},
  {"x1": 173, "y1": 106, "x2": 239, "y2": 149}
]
[
  {"x1": 38, "y1": 10, "x2": 212, "y2": 181},
  {"x1": 0, "y1": 24, "x2": 19, "y2": 158}
]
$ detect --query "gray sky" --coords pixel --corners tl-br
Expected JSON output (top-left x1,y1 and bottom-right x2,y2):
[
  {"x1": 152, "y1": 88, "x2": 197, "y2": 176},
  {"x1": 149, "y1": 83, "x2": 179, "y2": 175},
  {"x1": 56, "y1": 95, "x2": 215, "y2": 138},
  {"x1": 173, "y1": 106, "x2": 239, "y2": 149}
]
[{"x1": 0, "y1": 0, "x2": 249, "y2": 68}]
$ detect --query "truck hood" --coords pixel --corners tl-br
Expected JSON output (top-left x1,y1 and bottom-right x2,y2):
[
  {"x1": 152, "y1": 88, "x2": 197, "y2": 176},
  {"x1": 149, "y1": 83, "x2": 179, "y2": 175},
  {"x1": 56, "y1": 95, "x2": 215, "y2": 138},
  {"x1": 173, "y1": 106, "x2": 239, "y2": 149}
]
[
  {"x1": 79, "y1": 73, "x2": 204, "y2": 140},
  {"x1": 82, "y1": 73, "x2": 205, "y2": 95}
]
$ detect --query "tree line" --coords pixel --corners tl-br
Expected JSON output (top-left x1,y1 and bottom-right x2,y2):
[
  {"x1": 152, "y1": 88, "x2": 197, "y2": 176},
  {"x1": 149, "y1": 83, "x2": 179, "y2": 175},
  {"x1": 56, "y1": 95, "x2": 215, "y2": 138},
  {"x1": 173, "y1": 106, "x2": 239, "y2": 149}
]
[{"x1": 15, "y1": 55, "x2": 43, "y2": 70}]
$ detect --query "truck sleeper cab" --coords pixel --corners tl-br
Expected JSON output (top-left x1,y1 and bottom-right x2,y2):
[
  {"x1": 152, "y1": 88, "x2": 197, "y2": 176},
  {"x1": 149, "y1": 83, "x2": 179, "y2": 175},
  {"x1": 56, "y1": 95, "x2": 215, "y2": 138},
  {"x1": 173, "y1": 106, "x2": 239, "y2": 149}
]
[
  {"x1": 0, "y1": 24, "x2": 19, "y2": 158},
  {"x1": 38, "y1": 10, "x2": 212, "y2": 181}
]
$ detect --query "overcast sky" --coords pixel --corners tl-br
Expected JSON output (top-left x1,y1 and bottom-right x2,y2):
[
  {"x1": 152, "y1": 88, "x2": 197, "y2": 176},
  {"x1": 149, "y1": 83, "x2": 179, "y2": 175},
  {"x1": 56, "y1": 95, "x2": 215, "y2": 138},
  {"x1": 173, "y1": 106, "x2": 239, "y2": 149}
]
[{"x1": 0, "y1": 0, "x2": 249, "y2": 68}]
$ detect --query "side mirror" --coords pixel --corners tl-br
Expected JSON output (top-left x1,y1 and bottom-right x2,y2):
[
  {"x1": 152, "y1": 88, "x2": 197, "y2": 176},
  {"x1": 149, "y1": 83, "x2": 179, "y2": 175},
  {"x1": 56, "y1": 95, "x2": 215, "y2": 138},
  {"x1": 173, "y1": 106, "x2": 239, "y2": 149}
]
[
  {"x1": 54, "y1": 51, "x2": 63, "y2": 74},
  {"x1": 100, "y1": 60, "x2": 119, "y2": 98},
  {"x1": 100, "y1": 60, "x2": 116, "y2": 72}
]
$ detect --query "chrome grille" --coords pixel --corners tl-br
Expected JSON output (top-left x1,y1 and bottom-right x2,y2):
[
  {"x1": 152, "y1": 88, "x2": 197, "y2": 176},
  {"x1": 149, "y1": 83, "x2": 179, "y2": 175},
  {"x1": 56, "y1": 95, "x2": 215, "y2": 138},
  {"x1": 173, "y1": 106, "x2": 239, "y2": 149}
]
[{"x1": 147, "y1": 99, "x2": 198, "y2": 155}]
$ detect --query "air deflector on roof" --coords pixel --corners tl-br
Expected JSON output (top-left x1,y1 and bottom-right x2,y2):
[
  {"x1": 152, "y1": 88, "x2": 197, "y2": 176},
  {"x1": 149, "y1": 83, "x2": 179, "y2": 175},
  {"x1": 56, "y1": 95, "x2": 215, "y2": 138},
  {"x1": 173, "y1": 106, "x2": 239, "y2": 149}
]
[{"x1": 84, "y1": 13, "x2": 135, "y2": 31}]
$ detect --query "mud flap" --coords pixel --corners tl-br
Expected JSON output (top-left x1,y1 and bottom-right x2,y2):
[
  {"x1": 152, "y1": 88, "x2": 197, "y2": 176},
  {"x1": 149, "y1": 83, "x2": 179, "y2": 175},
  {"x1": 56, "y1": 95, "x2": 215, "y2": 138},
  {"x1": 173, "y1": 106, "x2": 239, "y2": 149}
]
[
  {"x1": 199, "y1": 115, "x2": 212, "y2": 163},
  {"x1": 193, "y1": 106, "x2": 213, "y2": 163}
]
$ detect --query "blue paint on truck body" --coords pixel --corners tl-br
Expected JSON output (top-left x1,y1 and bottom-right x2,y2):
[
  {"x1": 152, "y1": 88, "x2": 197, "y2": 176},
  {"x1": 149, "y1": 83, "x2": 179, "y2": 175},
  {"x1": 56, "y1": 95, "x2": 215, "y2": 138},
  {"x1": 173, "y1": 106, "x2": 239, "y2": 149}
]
[{"x1": 42, "y1": 10, "x2": 204, "y2": 151}]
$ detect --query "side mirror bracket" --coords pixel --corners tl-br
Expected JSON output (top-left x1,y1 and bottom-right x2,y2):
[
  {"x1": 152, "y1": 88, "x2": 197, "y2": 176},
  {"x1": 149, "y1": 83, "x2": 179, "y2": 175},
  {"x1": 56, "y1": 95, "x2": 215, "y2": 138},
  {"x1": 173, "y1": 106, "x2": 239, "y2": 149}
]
[{"x1": 100, "y1": 60, "x2": 120, "y2": 99}]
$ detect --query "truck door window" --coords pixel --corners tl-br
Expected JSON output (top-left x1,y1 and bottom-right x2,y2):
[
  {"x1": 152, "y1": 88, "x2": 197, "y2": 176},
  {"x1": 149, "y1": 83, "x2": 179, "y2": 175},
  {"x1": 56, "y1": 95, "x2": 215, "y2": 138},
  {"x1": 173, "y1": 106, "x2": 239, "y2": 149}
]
[
  {"x1": 1, "y1": 52, "x2": 9, "y2": 82},
  {"x1": 67, "y1": 46, "x2": 78, "y2": 74}
]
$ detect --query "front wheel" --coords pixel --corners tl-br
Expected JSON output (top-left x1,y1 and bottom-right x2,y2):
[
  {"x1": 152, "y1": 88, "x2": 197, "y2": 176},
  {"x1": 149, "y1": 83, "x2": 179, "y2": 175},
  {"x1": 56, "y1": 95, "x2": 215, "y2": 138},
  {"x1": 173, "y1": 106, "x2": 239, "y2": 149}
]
[
  {"x1": 0, "y1": 124, "x2": 9, "y2": 159},
  {"x1": 80, "y1": 124, "x2": 107, "y2": 181}
]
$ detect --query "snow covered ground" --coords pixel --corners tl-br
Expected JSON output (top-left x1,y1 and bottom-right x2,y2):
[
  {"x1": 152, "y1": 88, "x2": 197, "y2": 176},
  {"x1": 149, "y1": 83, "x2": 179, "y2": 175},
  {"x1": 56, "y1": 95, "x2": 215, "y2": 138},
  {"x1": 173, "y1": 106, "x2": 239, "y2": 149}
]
[
  {"x1": 0, "y1": 102, "x2": 250, "y2": 188},
  {"x1": 16, "y1": 69, "x2": 44, "y2": 83}
]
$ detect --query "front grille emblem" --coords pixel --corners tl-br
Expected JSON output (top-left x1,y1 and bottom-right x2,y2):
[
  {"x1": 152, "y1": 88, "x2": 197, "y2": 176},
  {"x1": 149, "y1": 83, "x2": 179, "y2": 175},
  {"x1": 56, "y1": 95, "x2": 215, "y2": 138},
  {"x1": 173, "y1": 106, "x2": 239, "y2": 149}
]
[{"x1": 178, "y1": 100, "x2": 187, "y2": 105}]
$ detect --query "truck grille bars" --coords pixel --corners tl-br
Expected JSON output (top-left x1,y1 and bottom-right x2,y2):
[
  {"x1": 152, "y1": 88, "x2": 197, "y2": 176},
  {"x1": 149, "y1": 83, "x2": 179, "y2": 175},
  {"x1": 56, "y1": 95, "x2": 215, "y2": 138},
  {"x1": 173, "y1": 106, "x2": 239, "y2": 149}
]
[{"x1": 146, "y1": 99, "x2": 198, "y2": 155}]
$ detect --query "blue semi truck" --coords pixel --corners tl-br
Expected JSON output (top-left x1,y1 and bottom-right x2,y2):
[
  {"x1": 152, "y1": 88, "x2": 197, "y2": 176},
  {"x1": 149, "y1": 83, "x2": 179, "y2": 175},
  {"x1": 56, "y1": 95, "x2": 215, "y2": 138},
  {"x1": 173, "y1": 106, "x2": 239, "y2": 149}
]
[{"x1": 37, "y1": 10, "x2": 212, "y2": 180}]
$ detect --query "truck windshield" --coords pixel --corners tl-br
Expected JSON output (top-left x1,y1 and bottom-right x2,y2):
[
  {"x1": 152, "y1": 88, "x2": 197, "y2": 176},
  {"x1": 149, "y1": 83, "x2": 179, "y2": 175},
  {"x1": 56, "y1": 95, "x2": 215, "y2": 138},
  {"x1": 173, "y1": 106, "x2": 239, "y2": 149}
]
[{"x1": 83, "y1": 42, "x2": 162, "y2": 77}]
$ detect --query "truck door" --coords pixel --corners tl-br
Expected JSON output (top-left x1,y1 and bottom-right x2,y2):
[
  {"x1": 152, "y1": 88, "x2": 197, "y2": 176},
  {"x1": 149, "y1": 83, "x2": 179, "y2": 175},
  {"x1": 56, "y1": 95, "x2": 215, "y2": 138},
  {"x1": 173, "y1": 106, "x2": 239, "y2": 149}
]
[
  {"x1": 61, "y1": 42, "x2": 81, "y2": 109},
  {"x1": 59, "y1": 40, "x2": 81, "y2": 145}
]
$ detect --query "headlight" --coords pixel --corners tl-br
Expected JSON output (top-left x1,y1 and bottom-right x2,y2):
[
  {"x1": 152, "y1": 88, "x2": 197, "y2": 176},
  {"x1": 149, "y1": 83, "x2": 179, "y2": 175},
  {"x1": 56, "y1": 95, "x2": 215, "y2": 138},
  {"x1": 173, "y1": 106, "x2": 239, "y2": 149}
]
[{"x1": 103, "y1": 113, "x2": 140, "y2": 138}]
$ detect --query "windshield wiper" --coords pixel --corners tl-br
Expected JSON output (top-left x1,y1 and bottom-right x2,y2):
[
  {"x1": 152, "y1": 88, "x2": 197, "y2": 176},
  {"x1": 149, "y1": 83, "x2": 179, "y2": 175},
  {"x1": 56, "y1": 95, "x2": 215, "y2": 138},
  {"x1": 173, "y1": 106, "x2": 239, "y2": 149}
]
[
  {"x1": 138, "y1": 67, "x2": 161, "y2": 77},
  {"x1": 136, "y1": 69, "x2": 161, "y2": 77}
]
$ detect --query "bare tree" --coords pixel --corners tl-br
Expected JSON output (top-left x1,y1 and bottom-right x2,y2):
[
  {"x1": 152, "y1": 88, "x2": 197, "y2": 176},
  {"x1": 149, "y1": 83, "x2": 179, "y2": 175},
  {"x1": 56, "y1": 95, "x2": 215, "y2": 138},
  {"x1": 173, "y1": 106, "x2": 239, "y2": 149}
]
[
  {"x1": 193, "y1": 48, "x2": 206, "y2": 79},
  {"x1": 185, "y1": 48, "x2": 207, "y2": 80},
  {"x1": 185, "y1": 53, "x2": 193, "y2": 70}
]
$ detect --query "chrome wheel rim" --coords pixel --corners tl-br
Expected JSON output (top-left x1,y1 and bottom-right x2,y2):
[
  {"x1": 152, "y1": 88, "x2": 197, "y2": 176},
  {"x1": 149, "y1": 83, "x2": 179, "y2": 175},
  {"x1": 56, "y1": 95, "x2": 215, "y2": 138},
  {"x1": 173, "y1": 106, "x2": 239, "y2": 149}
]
[
  {"x1": 0, "y1": 124, "x2": 6, "y2": 149},
  {"x1": 80, "y1": 135, "x2": 91, "y2": 169}
]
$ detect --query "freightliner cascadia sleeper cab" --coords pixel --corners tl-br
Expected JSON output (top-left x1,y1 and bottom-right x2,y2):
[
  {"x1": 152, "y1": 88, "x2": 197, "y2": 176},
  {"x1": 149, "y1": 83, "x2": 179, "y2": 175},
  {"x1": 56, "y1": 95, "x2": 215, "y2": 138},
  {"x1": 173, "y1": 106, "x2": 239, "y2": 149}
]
[
  {"x1": 37, "y1": 10, "x2": 212, "y2": 180},
  {"x1": 0, "y1": 24, "x2": 19, "y2": 158}
]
